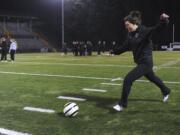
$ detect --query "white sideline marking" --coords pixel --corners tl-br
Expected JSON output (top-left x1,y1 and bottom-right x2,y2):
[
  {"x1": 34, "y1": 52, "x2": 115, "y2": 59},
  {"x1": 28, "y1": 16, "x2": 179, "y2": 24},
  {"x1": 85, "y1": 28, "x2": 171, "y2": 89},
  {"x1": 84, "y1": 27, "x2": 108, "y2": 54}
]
[
  {"x1": 0, "y1": 71, "x2": 110, "y2": 80},
  {"x1": 57, "y1": 96, "x2": 86, "y2": 101},
  {"x1": 15, "y1": 62, "x2": 135, "y2": 68},
  {"x1": 0, "y1": 128, "x2": 32, "y2": 135},
  {"x1": 12, "y1": 61, "x2": 180, "y2": 69},
  {"x1": 0, "y1": 71, "x2": 180, "y2": 84},
  {"x1": 101, "y1": 83, "x2": 122, "y2": 86},
  {"x1": 23, "y1": 107, "x2": 55, "y2": 113},
  {"x1": 17, "y1": 57, "x2": 81, "y2": 61},
  {"x1": 153, "y1": 66, "x2": 180, "y2": 69},
  {"x1": 159, "y1": 58, "x2": 180, "y2": 67},
  {"x1": 164, "y1": 81, "x2": 180, "y2": 84},
  {"x1": 82, "y1": 88, "x2": 107, "y2": 93},
  {"x1": 111, "y1": 77, "x2": 180, "y2": 84}
]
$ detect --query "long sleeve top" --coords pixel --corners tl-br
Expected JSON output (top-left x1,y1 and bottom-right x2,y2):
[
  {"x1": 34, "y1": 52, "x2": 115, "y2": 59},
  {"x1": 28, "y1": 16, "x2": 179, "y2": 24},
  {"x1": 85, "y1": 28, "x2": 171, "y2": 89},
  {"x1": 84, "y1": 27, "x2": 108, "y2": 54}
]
[
  {"x1": 9, "y1": 42, "x2": 17, "y2": 51},
  {"x1": 113, "y1": 18, "x2": 169, "y2": 65}
]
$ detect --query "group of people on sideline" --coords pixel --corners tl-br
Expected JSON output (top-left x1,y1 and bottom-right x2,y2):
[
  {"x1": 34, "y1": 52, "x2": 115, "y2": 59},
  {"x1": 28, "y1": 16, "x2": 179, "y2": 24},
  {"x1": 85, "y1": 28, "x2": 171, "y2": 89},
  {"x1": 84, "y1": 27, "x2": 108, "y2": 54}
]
[
  {"x1": 62, "y1": 40, "x2": 118, "y2": 56},
  {"x1": 0, "y1": 36, "x2": 17, "y2": 62}
]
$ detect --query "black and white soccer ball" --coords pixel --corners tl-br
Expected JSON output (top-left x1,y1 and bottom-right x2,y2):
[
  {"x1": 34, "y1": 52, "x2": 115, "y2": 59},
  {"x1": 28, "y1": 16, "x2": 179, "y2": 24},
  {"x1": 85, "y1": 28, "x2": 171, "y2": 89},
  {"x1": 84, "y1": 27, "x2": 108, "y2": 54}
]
[{"x1": 63, "y1": 102, "x2": 79, "y2": 117}]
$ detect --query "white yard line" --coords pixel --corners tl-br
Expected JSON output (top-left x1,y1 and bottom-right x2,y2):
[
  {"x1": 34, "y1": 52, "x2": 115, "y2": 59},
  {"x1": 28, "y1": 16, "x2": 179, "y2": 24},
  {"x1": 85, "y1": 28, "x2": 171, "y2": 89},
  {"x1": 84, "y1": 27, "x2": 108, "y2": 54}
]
[
  {"x1": 0, "y1": 128, "x2": 32, "y2": 135},
  {"x1": 82, "y1": 88, "x2": 107, "y2": 93},
  {"x1": 154, "y1": 58, "x2": 180, "y2": 71},
  {"x1": 23, "y1": 107, "x2": 55, "y2": 114},
  {"x1": 57, "y1": 96, "x2": 86, "y2": 101},
  {"x1": 0, "y1": 71, "x2": 180, "y2": 84},
  {"x1": 100, "y1": 83, "x2": 122, "y2": 86}
]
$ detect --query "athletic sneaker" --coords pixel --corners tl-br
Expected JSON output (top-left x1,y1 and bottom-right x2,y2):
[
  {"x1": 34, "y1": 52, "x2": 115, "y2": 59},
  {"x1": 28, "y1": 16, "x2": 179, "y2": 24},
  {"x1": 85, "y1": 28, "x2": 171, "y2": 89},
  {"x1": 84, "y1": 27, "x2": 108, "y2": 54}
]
[
  {"x1": 113, "y1": 104, "x2": 123, "y2": 112},
  {"x1": 163, "y1": 94, "x2": 169, "y2": 102},
  {"x1": 163, "y1": 89, "x2": 171, "y2": 102}
]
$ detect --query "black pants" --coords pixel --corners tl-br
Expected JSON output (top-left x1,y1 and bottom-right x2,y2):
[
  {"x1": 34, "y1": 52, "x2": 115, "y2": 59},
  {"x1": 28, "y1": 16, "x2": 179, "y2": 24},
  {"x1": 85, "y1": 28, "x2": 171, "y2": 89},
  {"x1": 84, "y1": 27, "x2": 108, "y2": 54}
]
[
  {"x1": 119, "y1": 63, "x2": 170, "y2": 107},
  {"x1": 10, "y1": 50, "x2": 16, "y2": 61},
  {"x1": 1, "y1": 50, "x2": 7, "y2": 60}
]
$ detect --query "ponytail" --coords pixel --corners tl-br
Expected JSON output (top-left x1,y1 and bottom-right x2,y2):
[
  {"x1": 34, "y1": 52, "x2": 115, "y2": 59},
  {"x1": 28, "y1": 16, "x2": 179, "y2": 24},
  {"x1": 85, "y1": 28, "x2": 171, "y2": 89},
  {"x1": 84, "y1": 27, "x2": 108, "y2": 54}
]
[{"x1": 124, "y1": 10, "x2": 142, "y2": 25}]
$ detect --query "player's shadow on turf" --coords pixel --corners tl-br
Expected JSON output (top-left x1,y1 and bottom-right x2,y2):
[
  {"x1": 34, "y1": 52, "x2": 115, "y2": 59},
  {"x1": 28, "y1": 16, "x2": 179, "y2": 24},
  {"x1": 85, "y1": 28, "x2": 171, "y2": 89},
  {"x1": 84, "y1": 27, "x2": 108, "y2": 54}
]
[
  {"x1": 57, "y1": 112, "x2": 64, "y2": 117},
  {"x1": 129, "y1": 98, "x2": 161, "y2": 102},
  {"x1": 61, "y1": 93, "x2": 162, "y2": 114},
  {"x1": 61, "y1": 93, "x2": 118, "y2": 113},
  {"x1": 126, "y1": 109, "x2": 180, "y2": 114}
]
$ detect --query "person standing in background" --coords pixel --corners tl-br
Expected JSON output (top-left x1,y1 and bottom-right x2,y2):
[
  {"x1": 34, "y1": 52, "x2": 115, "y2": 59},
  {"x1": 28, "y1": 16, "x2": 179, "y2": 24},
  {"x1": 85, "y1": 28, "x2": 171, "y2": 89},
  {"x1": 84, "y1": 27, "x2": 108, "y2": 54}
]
[
  {"x1": 9, "y1": 39, "x2": 17, "y2": 62},
  {"x1": 97, "y1": 41, "x2": 102, "y2": 55},
  {"x1": 0, "y1": 37, "x2": 8, "y2": 62}
]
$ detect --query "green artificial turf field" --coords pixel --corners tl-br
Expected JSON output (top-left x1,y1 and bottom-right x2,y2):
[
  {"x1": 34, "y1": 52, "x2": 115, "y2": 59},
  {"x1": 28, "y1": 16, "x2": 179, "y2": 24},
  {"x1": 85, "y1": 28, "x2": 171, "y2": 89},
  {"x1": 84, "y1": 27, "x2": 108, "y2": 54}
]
[{"x1": 0, "y1": 52, "x2": 179, "y2": 135}]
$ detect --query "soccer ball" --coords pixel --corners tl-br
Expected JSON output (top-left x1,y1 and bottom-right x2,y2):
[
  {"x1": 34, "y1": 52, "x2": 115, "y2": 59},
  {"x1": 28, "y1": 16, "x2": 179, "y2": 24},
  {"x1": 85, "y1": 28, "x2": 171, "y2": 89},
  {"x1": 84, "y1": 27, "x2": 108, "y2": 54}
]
[{"x1": 63, "y1": 102, "x2": 79, "y2": 117}]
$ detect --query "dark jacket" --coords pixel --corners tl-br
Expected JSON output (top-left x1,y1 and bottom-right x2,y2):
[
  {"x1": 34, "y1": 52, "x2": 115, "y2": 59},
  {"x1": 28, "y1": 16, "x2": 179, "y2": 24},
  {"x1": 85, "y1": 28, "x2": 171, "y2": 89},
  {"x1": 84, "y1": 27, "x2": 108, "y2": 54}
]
[
  {"x1": 113, "y1": 19, "x2": 169, "y2": 65},
  {"x1": 1, "y1": 41, "x2": 8, "y2": 52}
]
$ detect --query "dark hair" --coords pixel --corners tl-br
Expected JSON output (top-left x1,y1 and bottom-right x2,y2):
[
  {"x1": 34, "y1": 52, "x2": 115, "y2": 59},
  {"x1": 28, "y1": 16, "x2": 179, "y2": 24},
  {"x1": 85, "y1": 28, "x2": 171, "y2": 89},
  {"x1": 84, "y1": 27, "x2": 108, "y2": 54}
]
[{"x1": 124, "y1": 10, "x2": 142, "y2": 25}]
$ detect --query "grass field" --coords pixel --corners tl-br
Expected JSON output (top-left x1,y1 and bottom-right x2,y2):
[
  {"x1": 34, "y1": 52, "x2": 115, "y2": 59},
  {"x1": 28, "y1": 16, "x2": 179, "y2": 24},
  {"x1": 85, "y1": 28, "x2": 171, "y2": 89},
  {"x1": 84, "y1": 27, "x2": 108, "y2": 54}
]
[{"x1": 0, "y1": 52, "x2": 179, "y2": 135}]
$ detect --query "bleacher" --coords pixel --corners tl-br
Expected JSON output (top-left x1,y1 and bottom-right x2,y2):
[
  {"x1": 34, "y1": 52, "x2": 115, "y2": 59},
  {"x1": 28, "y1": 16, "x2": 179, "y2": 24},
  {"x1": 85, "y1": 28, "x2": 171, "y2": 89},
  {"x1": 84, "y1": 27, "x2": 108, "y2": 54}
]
[
  {"x1": 7, "y1": 23, "x2": 29, "y2": 34},
  {"x1": 16, "y1": 38, "x2": 46, "y2": 52},
  {"x1": 0, "y1": 16, "x2": 54, "y2": 52}
]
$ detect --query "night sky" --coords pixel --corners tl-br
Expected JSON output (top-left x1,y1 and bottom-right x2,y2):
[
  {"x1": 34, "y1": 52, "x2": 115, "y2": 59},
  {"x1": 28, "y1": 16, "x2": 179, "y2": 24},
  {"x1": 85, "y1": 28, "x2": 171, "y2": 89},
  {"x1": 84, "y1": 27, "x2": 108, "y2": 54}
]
[
  {"x1": 0, "y1": 0, "x2": 59, "y2": 22},
  {"x1": 0, "y1": 0, "x2": 178, "y2": 46},
  {"x1": 0, "y1": 0, "x2": 176, "y2": 22}
]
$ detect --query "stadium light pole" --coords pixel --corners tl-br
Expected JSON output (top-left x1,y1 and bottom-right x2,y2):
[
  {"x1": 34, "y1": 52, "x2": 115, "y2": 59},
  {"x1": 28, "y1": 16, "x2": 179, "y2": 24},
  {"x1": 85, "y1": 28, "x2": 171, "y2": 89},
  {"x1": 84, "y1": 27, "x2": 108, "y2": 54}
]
[{"x1": 61, "y1": 0, "x2": 65, "y2": 51}]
